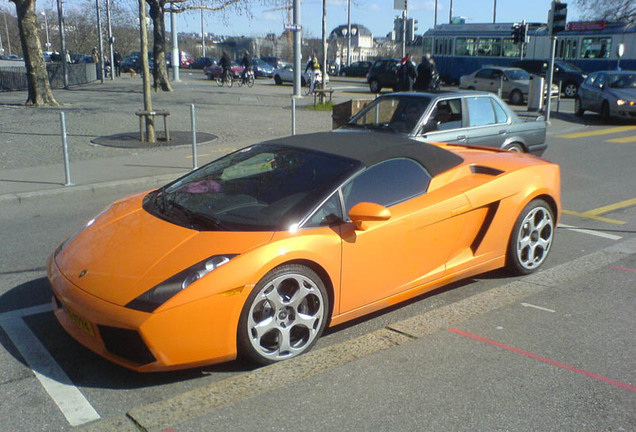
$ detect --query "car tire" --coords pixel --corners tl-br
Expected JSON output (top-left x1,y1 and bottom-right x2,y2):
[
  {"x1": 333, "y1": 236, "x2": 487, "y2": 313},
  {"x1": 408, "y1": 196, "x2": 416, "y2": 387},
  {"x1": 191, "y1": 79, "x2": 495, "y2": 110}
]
[
  {"x1": 563, "y1": 82, "x2": 578, "y2": 98},
  {"x1": 601, "y1": 100, "x2": 611, "y2": 123},
  {"x1": 504, "y1": 143, "x2": 524, "y2": 152},
  {"x1": 237, "y1": 264, "x2": 329, "y2": 365},
  {"x1": 506, "y1": 199, "x2": 555, "y2": 275},
  {"x1": 509, "y1": 89, "x2": 524, "y2": 105},
  {"x1": 369, "y1": 79, "x2": 381, "y2": 93},
  {"x1": 467, "y1": 86, "x2": 475, "y2": 90},
  {"x1": 574, "y1": 97, "x2": 584, "y2": 117},
  {"x1": 274, "y1": 75, "x2": 282, "y2": 85}
]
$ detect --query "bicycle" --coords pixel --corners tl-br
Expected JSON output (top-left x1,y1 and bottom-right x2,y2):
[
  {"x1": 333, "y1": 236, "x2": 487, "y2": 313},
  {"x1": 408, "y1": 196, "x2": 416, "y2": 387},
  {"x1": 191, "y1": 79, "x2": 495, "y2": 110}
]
[
  {"x1": 303, "y1": 70, "x2": 322, "y2": 96},
  {"x1": 216, "y1": 69, "x2": 233, "y2": 87},
  {"x1": 237, "y1": 68, "x2": 255, "y2": 88}
]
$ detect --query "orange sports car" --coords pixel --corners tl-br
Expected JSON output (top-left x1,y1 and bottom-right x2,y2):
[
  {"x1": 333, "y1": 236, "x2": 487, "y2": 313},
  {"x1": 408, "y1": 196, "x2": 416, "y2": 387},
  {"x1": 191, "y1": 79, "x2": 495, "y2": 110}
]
[{"x1": 48, "y1": 132, "x2": 561, "y2": 372}]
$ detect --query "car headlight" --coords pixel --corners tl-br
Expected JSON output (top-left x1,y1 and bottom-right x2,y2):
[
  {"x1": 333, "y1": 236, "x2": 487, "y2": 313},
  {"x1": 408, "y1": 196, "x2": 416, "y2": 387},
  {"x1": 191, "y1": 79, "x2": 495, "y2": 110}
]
[
  {"x1": 54, "y1": 205, "x2": 113, "y2": 257},
  {"x1": 616, "y1": 99, "x2": 635, "y2": 106},
  {"x1": 125, "y1": 254, "x2": 237, "y2": 313}
]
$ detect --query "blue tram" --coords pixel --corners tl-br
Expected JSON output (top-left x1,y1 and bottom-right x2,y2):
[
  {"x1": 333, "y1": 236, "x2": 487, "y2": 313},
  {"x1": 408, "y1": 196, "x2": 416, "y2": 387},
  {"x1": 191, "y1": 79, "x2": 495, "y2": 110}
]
[{"x1": 422, "y1": 21, "x2": 636, "y2": 83}]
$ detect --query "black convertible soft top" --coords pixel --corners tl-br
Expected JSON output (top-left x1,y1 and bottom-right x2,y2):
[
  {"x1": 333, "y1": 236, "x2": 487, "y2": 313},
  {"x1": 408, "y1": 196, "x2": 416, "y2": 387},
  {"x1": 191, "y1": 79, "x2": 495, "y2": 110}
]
[{"x1": 264, "y1": 131, "x2": 464, "y2": 177}]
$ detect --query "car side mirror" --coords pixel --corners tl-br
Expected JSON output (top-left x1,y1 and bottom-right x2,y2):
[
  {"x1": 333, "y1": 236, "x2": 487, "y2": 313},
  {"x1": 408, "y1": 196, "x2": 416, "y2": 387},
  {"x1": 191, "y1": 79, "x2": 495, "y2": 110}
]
[{"x1": 348, "y1": 202, "x2": 391, "y2": 231}]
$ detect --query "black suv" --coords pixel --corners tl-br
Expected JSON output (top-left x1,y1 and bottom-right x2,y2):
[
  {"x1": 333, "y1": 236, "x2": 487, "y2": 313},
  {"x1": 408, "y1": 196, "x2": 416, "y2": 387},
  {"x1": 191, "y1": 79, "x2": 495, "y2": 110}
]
[
  {"x1": 367, "y1": 58, "x2": 400, "y2": 92},
  {"x1": 512, "y1": 59, "x2": 587, "y2": 98}
]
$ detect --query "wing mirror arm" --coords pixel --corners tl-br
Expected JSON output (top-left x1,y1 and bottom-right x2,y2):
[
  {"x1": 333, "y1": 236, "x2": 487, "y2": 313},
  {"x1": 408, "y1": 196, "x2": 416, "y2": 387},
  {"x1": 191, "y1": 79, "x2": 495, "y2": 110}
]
[{"x1": 348, "y1": 202, "x2": 391, "y2": 231}]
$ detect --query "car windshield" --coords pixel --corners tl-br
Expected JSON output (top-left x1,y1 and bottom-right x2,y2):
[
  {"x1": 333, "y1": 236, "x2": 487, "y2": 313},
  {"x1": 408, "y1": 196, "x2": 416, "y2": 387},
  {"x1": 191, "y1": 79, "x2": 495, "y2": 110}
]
[
  {"x1": 347, "y1": 96, "x2": 432, "y2": 134},
  {"x1": 506, "y1": 69, "x2": 530, "y2": 80},
  {"x1": 607, "y1": 74, "x2": 636, "y2": 89},
  {"x1": 143, "y1": 144, "x2": 359, "y2": 231}
]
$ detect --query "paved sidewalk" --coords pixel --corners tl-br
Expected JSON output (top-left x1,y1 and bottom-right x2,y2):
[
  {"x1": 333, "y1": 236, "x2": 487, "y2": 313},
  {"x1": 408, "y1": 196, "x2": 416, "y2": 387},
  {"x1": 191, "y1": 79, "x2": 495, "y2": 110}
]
[{"x1": 0, "y1": 74, "x2": 336, "y2": 201}]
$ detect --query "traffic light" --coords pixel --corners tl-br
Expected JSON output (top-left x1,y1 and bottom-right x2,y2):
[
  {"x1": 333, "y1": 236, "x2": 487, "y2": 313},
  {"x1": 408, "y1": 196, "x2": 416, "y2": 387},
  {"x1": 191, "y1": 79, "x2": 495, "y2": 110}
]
[
  {"x1": 549, "y1": 1, "x2": 567, "y2": 35},
  {"x1": 511, "y1": 23, "x2": 522, "y2": 44}
]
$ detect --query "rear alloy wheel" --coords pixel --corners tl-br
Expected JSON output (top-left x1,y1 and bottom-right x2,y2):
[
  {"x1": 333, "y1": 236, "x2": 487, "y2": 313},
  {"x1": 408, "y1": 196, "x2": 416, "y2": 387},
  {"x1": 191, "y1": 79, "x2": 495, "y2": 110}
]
[
  {"x1": 574, "y1": 97, "x2": 585, "y2": 117},
  {"x1": 509, "y1": 89, "x2": 524, "y2": 105},
  {"x1": 563, "y1": 82, "x2": 578, "y2": 98},
  {"x1": 238, "y1": 265, "x2": 329, "y2": 365},
  {"x1": 369, "y1": 79, "x2": 381, "y2": 93},
  {"x1": 601, "y1": 100, "x2": 611, "y2": 123},
  {"x1": 507, "y1": 199, "x2": 555, "y2": 275}
]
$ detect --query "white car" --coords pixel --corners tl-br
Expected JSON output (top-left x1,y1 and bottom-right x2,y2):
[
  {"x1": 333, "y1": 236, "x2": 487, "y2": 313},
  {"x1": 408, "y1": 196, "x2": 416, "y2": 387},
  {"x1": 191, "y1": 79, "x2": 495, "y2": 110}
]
[
  {"x1": 273, "y1": 62, "x2": 329, "y2": 86},
  {"x1": 459, "y1": 66, "x2": 557, "y2": 105}
]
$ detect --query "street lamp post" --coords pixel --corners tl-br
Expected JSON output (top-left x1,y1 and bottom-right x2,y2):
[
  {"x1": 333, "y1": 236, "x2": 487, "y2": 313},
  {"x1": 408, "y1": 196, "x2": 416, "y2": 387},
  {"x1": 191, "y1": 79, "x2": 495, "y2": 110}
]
[{"x1": 40, "y1": 11, "x2": 51, "y2": 51}]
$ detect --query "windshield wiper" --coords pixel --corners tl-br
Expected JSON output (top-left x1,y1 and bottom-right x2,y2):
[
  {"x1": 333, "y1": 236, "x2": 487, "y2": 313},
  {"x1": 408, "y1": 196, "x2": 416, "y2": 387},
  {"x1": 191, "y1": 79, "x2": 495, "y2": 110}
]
[{"x1": 170, "y1": 201, "x2": 228, "y2": 231}]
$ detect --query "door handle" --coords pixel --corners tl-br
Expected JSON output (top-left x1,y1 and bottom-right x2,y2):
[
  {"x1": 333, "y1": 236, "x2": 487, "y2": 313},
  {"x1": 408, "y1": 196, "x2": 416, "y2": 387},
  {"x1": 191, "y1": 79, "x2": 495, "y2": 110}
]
[
  {"x1": 499, "y1": 130, "x2": 507, "y2": 134},
  {"x1": 457, "y1": 135, "x2": 467, "y2": 141}
]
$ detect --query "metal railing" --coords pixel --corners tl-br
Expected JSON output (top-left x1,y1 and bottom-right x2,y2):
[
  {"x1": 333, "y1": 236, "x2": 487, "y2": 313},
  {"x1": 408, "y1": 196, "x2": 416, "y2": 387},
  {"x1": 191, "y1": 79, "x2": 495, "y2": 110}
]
[{"x1": 0, "y1": 63, "x2": 97, "y2": 92}]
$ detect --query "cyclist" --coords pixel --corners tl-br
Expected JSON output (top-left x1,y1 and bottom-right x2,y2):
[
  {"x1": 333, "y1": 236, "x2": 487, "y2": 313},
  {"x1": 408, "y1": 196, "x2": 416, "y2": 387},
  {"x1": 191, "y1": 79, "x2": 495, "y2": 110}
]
[
  {"x1": 305, "y1": 54, "x2": 321, "y2": 94},
  {"x1": 240, "y1": 51, "x2": 252, "y2": 85},
  {"x1": 220, "y1": 51, "x2": 231, "y2": 83}
]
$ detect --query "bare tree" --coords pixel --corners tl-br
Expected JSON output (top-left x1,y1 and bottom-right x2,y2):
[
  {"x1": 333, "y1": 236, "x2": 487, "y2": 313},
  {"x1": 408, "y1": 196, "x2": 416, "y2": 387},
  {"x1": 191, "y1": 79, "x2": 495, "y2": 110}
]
[
  {"x1": 575, "y1": 0, "x2": 635, "y2": 24},
  {"x1": 9, "y1": 0, "x2": 58, "y2": 105}
]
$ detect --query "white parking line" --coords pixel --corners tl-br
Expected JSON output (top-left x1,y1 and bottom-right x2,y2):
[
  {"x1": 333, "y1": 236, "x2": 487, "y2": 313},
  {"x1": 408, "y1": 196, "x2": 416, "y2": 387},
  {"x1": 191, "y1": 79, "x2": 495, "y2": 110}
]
[
  {"x1": 558, "y1": 223, "x2": 622, "y2": 240},
  {"x1": 521, "y1": 302, "x2": 556, "y2": 313},
  {"x1": 0, "y1": 304, "x2": 100, "y2": 426}
]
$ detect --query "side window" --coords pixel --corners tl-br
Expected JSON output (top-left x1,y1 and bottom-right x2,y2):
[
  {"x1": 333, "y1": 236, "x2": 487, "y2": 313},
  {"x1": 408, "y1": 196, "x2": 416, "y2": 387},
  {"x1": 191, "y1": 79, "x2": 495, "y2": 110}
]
[
  {"x1": 429, "y1": 98, "x2": 463, "y2": 131},
  {"x1": 585, "y1": 74, "x2": 597, "y2": 86},
  {"x1": 304, "y1": 193, "x2": 343, "y2": 228},
  {"x1": 467, "y1": 97, "x2": 496, "y2": 127},
  {"x1": 475, "y1": 69, "x2": 492, "y2": 79},
  {"x1": 342, "y1": 159, "x2": 431, "y2": 215},
  {"x1": 595, "y1": 74, "x2": 606, "y2": 88},
  {"x1": 491, "y1": 98, "x2": 509, "y2": 123}
]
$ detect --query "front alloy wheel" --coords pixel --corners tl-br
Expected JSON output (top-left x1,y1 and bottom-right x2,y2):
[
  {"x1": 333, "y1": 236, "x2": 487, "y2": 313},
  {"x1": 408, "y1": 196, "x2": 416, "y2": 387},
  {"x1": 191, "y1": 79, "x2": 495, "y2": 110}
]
[
  {"x1": 564, "y1": 83, "x2": 578, "y2": 98},
  {"x1": 238, "y1": 265, "x2": 328, "y2": 365},
  {"x1": 507, "y1": 199, "x2": 555, "y2": 275}
]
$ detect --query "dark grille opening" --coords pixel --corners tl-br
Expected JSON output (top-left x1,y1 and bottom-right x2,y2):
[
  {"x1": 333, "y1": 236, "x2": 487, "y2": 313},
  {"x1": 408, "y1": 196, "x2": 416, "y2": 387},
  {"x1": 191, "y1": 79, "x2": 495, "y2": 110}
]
[
  {"x1": 98, "y1": 325, "x2": 156, "y2": 366},
  {"x1": 471, "y1": 165, "x2": 504, "y2": 176}
]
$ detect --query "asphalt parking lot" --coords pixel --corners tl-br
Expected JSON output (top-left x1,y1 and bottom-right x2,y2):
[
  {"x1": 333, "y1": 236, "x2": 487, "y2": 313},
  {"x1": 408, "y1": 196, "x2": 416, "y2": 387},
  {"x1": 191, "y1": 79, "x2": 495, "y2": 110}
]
[{"x1": 1, "y1": 73, "x2": 635, "y2": 431}]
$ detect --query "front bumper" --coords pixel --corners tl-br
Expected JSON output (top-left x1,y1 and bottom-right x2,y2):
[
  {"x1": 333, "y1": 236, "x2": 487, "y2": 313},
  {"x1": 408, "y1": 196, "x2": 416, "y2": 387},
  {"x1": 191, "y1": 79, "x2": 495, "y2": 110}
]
[{"x1": 48, "y1": 259, "x2": 244, "y2": 372}]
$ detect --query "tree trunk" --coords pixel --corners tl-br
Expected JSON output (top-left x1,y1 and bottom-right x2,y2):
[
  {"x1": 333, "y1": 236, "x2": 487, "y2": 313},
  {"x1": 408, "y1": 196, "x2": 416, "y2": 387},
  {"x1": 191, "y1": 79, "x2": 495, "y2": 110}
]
[
  {"x1": 13, "y1": 0, "x2": 59, "y2": 106},
  {"x1": 147, "y1": 0, "x2": 172, "y2": 92}
]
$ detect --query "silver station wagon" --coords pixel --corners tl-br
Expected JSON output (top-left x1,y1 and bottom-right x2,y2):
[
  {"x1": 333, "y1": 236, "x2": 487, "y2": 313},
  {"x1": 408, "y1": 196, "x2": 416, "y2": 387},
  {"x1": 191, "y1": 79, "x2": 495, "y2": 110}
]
[{"x1": 338, "y1": 91, "x2": 547, "y2": 155}]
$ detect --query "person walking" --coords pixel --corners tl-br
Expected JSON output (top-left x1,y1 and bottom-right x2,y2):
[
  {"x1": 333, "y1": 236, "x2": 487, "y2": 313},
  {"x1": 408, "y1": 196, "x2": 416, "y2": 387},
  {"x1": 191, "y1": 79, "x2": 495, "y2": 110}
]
[
  {"x1": 396, "y1": 53, "x2": 417, "y2": 91},
  {"x1": 415, "y1": 54, "x2": 432, "y2": 91}
]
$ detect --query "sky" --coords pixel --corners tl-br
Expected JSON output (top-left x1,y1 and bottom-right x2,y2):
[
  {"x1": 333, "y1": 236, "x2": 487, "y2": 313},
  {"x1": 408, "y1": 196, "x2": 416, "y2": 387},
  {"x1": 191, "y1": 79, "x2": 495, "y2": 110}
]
[{"x1": 175, "y1": 0, "x2": 584, "y2": 39}]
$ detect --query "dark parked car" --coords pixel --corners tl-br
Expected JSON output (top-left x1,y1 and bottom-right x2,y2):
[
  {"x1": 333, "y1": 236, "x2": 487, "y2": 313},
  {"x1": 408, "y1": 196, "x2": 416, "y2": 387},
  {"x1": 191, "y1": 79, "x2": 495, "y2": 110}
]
[
  {"x1": 366, "y1": 58, "x2": 400, "y2": 92},
  {"x1": 575, "y1": 70, "x2": 636, "y2": 122},
  {"x1": 340, "y1": 61, "x2": 373, "y2": 77},
  {"x1": 252, "y1": 58, "x2": 274, "y2": 78},
  {"x1": 513, "y1": 59, "x2": 587, "y2": 98},
  {"x1": 190, "y1": 56, "x2": 216, "y2": 69},
  {"x1": 339, "y1": 91, "x2": 547, "y2": 155}
]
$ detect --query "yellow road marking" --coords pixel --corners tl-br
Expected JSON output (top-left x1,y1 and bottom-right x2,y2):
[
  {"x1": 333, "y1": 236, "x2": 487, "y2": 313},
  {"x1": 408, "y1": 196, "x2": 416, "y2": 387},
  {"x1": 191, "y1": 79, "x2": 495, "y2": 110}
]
[
  {"x1": 606, "y1": 135, "x2": 636, "y2": 143},
  {"x1": 184, "y1": 153, "x2": 210, "y2": 159},
  {"x1": 585, "y1": 197, "x2": 636, "y2": 216},
  {"x1": 562, "y1": 210, "x2": 626, "y2": 225},
  {"x1": 556, "y1": 126, "x2": 636, "y2": 139}
]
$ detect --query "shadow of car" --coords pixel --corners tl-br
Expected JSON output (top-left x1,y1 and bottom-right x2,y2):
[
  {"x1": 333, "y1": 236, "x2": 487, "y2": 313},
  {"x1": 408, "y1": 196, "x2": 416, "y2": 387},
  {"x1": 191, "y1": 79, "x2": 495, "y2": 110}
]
[
  {"x1": 338, "y1": 91, "x2": 547, "y2": 155},
  {"x1": 575, "y1": 70, "x2": 636, "y2": 122}
]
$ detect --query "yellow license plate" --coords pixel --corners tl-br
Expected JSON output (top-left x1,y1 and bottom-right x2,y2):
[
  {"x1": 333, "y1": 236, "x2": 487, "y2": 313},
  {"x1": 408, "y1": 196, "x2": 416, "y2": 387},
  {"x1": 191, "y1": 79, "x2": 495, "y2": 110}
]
[{"x1": 66, "y1": 308, "x2": 95, "y2": 337}]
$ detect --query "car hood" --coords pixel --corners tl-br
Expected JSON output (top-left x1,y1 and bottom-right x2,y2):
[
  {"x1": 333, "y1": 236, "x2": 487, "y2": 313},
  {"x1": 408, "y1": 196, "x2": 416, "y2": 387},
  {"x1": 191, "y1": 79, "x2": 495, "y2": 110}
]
[{"x1": 54, "y1": 193, "x2": 273, "y2": 306}]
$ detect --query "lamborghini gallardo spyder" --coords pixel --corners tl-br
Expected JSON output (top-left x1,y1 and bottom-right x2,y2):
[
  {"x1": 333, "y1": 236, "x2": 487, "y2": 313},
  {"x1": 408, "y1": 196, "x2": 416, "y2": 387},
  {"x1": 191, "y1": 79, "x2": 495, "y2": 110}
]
[{"x1": 48, "y1": 132, "x2": 560, "y2": 372}]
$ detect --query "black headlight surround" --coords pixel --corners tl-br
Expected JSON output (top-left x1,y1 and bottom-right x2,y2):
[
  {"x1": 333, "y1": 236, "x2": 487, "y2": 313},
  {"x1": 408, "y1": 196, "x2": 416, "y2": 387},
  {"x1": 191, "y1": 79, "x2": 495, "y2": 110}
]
[{"x1": 126, "y1": 254, "x2": 237, "y2": 313}]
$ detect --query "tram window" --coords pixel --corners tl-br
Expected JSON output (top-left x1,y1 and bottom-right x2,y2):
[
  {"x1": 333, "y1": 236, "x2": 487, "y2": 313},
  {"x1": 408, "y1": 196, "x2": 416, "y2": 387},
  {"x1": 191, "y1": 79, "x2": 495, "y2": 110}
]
[
  {"x1": 581, "y1": 37, "x2": 612, "y2": 58},
  {"x1": 502, "y1": 38, "x2": 521, "y2": 57},
  {"x1": 477, "y1": 38, "x2": 502, "y2": 57},
  {"x1": 558, "y1": 40, "x2": 565, "y2": 58},
  {"x1": 423, "y1": 38, "x2": 433, "y2": 55},
  {"x1": 456, "y1": 38, "x2": 477, "y2": 56}
]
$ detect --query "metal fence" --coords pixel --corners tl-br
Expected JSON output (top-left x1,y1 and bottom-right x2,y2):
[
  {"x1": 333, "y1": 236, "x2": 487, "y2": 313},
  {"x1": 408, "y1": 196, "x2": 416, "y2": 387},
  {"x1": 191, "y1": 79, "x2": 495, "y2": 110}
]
[{"x1": 0, "y1": 63, "x2": 97, "y2": 92}]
